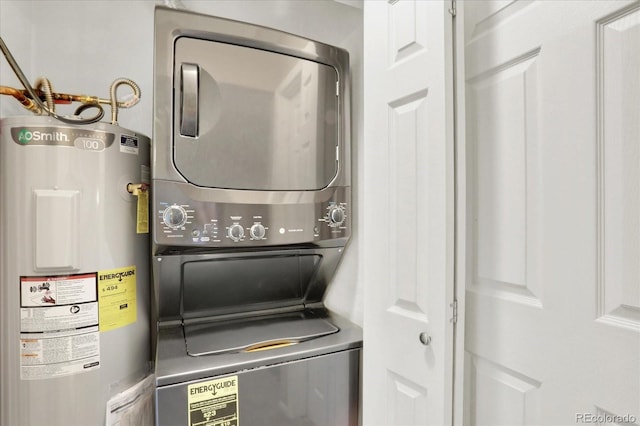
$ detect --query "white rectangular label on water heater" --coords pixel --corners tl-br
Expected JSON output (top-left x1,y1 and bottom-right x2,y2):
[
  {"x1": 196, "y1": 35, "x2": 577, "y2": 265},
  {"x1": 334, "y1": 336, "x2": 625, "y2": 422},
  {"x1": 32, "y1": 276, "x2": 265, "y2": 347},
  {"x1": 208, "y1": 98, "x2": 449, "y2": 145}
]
[
  {"x1": 19, "y1": 273, "x2": 100, "y2": 380},
  {"x1": 120, "y1": 134, "x2": 139, "y2": 154}
]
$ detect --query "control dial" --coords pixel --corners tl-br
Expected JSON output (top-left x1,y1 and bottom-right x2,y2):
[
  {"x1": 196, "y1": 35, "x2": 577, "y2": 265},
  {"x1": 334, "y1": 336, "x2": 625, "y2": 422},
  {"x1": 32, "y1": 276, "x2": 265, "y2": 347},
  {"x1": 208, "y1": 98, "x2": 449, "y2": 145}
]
[
  {"x1": 162, "y1": 205, "x2": 187, "y2": 229},
  {"x1": 327, "y1": 205, "x2": 346, "y2": 227},
  {"x1": 228, "y1": 224, "x2": 245, "y2": 242},
  {"x1": 250, "y1": 223, "x2": 266, "y2": 240}
]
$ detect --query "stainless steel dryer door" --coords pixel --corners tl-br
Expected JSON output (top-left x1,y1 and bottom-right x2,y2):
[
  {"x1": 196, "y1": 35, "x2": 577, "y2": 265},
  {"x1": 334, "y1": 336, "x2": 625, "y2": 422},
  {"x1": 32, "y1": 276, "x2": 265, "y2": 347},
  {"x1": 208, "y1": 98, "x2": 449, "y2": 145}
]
[{"x1": 173, "y1": 37, "x2": 340, "y2": 191}]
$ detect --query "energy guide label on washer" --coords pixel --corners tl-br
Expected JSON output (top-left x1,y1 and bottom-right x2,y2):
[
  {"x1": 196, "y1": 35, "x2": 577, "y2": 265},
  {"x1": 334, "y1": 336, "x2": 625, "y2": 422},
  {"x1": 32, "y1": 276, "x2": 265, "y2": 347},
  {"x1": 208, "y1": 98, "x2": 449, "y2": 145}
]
[
  {"x1": 19, "y1": 273, "x2": 100, "y2": 380},
  {"x1": 188, "y1": 375, "x2": 239, "y2": 426}
]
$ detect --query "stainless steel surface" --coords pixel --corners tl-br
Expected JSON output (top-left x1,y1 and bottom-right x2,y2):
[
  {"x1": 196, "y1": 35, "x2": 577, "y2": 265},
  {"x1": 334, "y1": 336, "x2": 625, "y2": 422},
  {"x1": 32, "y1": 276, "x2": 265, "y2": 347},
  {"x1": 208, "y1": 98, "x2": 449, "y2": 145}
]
[
  {"x1": 153, "y1": 5, "x2": 351, "y2": 189},
  {"x1": 153, "y1": 247, "x2": 345, "y2": 323},
  {"x1": 153, "y1": 6, "x2": 351, "y2": 251},
  {"x1": 185, "y1": 311, "x2": 338, "y2": 356},
  {"x1": 152, "y1": 180, "x2": 350, "y2": 250},
  {"x1": 155, "y1": 311, "x2": 362, "y2": 425},
  {"x1": 156, "y1": 347, "x2": 361, "y2": 426},
  {"x1": 152, "y1": 7, "x2": 359, "y2": 426},
  {"x1": 155, "y1": 310, "x2": 361, "y2": 387},
  {"x1": 179, "y1": 63, "x2": 199, "y2": 137},
  {"x1": 174, "y1": 38, "x2": 339, "y2": 191}
]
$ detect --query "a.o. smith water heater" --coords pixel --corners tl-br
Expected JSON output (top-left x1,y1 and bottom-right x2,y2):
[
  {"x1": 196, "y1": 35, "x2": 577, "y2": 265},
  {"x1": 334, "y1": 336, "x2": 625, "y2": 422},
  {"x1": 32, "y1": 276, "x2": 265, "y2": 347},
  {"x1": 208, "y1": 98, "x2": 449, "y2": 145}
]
[{"x1": 0, "y1": 116, "x2": 150, "y2": 425}]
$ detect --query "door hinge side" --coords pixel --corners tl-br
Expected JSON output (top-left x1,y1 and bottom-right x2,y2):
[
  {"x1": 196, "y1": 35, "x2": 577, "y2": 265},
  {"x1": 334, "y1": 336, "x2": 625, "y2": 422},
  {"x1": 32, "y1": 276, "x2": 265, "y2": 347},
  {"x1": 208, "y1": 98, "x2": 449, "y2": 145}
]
[
  {"x1": 450, "y1": 300, "x2": 458, "y2": 324},
  {"x1": 448, "y1": 0, "x2": 457, "y2": 17}
]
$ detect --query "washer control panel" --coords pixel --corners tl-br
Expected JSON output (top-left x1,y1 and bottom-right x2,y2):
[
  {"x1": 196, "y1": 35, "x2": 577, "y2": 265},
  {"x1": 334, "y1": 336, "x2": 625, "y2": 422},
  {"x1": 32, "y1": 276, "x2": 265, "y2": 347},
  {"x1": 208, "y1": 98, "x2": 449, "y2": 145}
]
[{"x1": 153, "y1": 183, "x2": 350, "y2": 247}]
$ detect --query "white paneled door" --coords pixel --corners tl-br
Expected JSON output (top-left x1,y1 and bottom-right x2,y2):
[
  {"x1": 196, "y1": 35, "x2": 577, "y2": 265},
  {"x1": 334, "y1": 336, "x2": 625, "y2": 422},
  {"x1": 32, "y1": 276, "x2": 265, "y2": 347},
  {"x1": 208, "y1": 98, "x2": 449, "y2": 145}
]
[
  {"x1": 363, "y1": 1, "x2": 456, "y2": 425},
  {"x1": 463, "y1": 1, "x2": 640, "y2": 425}
]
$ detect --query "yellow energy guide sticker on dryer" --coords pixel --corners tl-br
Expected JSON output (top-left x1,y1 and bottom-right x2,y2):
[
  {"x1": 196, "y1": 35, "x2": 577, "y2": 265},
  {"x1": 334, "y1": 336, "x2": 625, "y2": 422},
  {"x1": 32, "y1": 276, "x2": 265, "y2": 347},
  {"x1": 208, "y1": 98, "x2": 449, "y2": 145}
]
[
  {"x1": 188, "y1": 375, "x2": 239, "y2": 426},
  {"x1": 98, "y1": 266, "x2": 137, "y2": 332}
]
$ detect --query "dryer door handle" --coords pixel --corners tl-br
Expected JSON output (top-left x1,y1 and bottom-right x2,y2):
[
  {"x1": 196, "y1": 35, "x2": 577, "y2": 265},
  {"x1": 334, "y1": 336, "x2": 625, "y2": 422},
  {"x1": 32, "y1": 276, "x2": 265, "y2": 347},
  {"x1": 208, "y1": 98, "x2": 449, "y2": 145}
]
[{"x1": 180, "y1": 63, "x2": 199, "y2": 138}]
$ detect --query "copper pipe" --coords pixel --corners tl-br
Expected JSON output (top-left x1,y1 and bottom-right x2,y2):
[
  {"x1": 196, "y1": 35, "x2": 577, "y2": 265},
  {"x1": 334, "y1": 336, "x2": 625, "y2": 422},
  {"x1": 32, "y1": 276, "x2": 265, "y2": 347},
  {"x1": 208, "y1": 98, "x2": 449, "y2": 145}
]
[
  {"x1": 1, "y1": 36, "x2": 104, "y2": 124},
  {"x1": 0, "y1": 86, "x2": 42, "y2": 113},
  {"x1": 2, "y1": 32, "x2": 139, "y2": 124},
  {"x1": 2, "y1": 87, "x2": 122, "y2": 106},
  {"x1": 0, "y1": 83, "x2": 141, "y2": 123}
]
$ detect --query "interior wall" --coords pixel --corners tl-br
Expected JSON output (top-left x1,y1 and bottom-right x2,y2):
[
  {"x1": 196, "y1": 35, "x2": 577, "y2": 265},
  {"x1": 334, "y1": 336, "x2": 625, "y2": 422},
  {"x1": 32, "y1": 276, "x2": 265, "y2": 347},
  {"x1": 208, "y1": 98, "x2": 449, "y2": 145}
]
[
  {"x1": 0, "y1": 0, "x2": 364, "y2": 326},
  {"x1": 0, "y1": 1, "x2": 33, "y2": 118},
  {"x1": 1, "y1": 1, "x2": 157, "y2": 135}
]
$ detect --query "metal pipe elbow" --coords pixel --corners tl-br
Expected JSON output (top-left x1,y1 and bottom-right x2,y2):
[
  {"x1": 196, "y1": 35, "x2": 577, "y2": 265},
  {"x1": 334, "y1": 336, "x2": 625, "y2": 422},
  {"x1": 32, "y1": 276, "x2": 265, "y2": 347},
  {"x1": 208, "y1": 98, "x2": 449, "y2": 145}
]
[{"x1": 109, "y1": 78, "x2": 141, "y2": 124}]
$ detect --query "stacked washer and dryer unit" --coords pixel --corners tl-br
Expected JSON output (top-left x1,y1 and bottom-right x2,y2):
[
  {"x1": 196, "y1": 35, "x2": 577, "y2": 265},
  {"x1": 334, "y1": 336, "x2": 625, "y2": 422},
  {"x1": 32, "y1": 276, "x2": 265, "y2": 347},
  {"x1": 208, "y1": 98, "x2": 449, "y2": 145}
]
[{"x1": 152, "y1": 6, "x2": 362, "y2": 426}]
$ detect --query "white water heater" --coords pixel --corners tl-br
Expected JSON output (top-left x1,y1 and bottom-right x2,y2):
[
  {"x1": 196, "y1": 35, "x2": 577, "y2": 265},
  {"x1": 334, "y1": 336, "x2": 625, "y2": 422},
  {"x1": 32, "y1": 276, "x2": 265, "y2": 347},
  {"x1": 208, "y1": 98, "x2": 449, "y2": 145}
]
[{"x1": 0, "y1": 116, "x2": 151, "y2": 426}]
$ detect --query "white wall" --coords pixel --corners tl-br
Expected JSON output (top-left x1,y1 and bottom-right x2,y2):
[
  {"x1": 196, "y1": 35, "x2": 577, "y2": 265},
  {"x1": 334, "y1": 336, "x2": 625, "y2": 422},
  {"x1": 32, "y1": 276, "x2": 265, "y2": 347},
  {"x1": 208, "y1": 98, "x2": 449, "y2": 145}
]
[
  {"x1": 0, "y1": 0, "x2": 364, "y2": 326},
  {"x1": 1, "y1": 1, "x2": 156, "y2": 134},
  {"x1": 0, "y1": 1, "x2": 33, "y2": 118}
]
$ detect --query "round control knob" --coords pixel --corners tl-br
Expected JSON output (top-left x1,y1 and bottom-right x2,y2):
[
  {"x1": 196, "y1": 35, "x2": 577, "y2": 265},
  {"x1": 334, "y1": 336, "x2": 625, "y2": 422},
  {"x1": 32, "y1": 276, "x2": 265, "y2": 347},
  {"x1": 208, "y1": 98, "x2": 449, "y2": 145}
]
[
  {"x1": 328, "y1": 206, "x2": 346, "y2": 226},
  {"x1": 250, "y1": 223, "x2": 266, "y2": 240},
  {"x1": 162, "y1": 205, "x2": 187, "y2": 229},
  {"x1": 228, "y1": 224, "x2": 245, "y2": 242}
]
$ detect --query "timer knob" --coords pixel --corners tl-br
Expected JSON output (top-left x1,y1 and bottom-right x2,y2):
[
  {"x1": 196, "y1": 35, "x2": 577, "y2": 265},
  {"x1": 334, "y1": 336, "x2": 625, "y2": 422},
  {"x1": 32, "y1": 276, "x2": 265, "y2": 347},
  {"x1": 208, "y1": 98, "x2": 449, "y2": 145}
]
[
  {"x1": 162, "y1": 205, "x2": 187, "y2": 229},
  {"x1": 228, "y1": 224, "x2": 245, "y2": 242},
  {"x1": 328, "y1": 205, "x2": 346, "y2": 226},
  {"x1": 250, "y1": 223, "x2": 266, "y2": 240}
]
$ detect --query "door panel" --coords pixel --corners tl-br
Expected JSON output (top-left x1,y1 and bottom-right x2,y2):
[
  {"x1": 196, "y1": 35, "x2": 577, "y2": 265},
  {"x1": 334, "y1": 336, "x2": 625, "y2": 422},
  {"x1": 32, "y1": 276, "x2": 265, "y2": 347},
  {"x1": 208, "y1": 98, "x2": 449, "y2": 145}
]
[
  {"x1": 468, "y1": 48, "x2": 542, "y2": 307},
  {"x1": 463, "y1": 1, "x2": 640, "y2": 425},
  {"x1": 364, "y1": 1, "x2": 455, "y2": 425},
  {"x1": 464, "y1": 355, "x2": 542, "y2": 426},
  {"x1": 598, "y1": 4, "x2": 640, "y2": 330}
]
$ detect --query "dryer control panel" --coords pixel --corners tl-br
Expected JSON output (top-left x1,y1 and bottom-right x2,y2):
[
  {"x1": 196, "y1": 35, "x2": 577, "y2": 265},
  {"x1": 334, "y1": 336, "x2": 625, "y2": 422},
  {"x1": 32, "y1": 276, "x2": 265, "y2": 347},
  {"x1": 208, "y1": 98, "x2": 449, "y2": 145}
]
[{"x1": 153, "y1": 181, "x2": 349, "y2": 248}]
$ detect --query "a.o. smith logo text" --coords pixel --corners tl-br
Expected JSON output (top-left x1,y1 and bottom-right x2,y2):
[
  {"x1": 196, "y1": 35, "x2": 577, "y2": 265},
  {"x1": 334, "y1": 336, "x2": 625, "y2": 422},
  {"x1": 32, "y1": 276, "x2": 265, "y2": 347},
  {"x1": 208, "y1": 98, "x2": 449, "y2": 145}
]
[{"x1": 18, "y1": 128, "x2": 69, "y2": 144}]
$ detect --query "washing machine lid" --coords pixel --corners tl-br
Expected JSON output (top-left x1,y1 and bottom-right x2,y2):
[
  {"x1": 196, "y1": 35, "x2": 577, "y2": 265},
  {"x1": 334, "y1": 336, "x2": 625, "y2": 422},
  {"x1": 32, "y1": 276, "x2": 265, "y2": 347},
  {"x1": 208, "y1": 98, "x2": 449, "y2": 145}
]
[
  {"x1": 180, "y1": 253, "x2": 325, "y2": 320},
  {"x1": 184, "y1": 311, "x2": 339, "y2": 356}
]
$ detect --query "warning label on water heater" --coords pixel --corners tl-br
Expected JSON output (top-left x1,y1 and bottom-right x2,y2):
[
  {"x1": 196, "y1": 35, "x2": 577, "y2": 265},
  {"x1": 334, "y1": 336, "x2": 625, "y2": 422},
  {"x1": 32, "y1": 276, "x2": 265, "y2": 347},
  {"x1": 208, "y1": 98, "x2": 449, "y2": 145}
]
[
  {"x1": 19, "y1": 273, "x2": 100, "y2": 380},
  {"x1": 188, "y1": 376, "x2": 239, "y2": 426}
]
